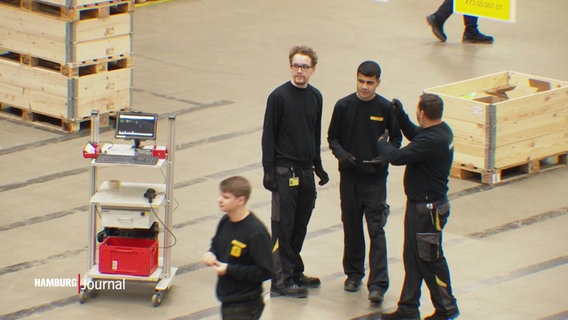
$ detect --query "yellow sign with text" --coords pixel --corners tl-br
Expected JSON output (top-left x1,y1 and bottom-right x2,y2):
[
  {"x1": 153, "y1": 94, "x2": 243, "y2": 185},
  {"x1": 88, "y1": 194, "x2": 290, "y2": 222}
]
[{"x1": 454, "y1": 0, "x2": 516, "y2": 22}]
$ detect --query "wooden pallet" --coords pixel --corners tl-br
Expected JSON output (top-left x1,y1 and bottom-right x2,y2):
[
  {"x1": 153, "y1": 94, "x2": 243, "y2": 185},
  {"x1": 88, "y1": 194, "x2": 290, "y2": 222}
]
[
  {"x1": 135, "y1": 0, "x2": 163, "y2": 3},
  {"x1": 0, "y1": 49, "x2": 132, "y2": 122},
  {"x1": 0, "y1": 50, "x2": 132, "y2": 77},
  {"x1": 0, "y1": 103, "x2": 118, "y2": 132},
  {"x1": 0, "y1": 0, "x2": 133, "y2": 20},
  {"x1": 451, "y1": 153, "x2": 568, "y2": 185}
]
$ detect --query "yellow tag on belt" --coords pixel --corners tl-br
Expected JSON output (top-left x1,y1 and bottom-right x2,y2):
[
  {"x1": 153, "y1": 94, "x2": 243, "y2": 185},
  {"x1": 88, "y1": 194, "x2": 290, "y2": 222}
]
[
  {"x1": 370, "y1": 116, "x2": 384, "y2": 121},
  {"x1": 231, "y1": 239, "x2": 247, "y2": 258},
  {"x1": 289, "y1": 177, "x2": 299, "y2": 187}
]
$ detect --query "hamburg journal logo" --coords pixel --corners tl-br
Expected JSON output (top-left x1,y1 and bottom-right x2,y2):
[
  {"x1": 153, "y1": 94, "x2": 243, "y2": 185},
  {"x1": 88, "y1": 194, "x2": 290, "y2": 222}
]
[{"x1": 34, "y1": 274, "x2": 126, "y2": 293}]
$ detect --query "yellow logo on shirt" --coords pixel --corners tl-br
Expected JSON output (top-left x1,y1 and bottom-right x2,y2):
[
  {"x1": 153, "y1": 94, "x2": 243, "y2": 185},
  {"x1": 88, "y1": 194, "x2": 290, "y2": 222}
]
[
  {"x1": 230, "y1": 239, "x2": 247, "y2": 257},
  {"x1": 370, "y1": 116, "x2": 384, "y2": 122}
]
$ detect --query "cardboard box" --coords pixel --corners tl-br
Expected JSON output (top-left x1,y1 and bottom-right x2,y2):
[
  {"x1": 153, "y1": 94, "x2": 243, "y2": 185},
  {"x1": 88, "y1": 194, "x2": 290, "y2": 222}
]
[
  {"x1": 99, "y1": 237, "x2": 158, "y2": 276},
  {"x1": 425, "y1": 71, "x2": 568, "y2": 184}
]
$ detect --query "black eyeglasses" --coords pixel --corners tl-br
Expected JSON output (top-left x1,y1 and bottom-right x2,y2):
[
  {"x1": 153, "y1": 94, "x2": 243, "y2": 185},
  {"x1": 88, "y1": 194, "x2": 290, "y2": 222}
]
[{"x1": 291, "y1": 64, "x2": 312, "y2": 71}]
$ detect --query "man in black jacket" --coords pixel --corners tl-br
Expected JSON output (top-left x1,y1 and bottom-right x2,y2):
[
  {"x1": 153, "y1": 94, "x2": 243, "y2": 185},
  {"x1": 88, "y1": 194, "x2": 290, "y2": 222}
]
[
  {"x1": 328, "y1": 60, "x2": 402, "y2": 304},
  {"x1": 379, "y1": 94, "x2": 460, "y2": 320},
  {"x1": 261, "y1": 45, "x2": 329, "y2": 298}
]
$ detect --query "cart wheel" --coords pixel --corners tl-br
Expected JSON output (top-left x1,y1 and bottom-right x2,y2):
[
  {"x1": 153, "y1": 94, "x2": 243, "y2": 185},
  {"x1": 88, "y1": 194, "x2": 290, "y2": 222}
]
[
  {"x1": 152, "y1": 291, "x2": 163, "y2": 307},
  {"x1": 79, "y1": 288, "x2": 89, "y2": 304}
]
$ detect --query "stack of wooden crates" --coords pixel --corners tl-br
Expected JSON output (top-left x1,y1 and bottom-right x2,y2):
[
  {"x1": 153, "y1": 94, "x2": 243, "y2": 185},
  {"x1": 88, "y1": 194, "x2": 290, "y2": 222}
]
[{"x1": 0, "y1": 0, "x2": 133, "y2": 132}]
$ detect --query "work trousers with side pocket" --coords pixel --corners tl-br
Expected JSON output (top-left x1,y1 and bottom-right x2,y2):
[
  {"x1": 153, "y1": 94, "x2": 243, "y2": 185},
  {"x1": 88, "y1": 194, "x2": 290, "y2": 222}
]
[
  {"x1": 397, "y1": 199, "x2": 459, "y2": 315},
  {"x1": 271, "y1": 166, "x2": 316, "y2": 289}
]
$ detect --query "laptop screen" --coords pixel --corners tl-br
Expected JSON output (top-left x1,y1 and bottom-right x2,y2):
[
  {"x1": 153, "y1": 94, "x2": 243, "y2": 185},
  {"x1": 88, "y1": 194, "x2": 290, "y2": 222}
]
[{"x1": 115, "y1": 112, "x2": 158, "y2": 141}]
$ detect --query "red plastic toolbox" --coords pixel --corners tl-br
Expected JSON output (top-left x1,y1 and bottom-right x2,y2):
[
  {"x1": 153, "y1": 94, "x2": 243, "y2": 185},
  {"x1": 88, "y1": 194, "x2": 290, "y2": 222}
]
[{"x1": 99, "y1": 237, "x2": 158, "y2": 276}]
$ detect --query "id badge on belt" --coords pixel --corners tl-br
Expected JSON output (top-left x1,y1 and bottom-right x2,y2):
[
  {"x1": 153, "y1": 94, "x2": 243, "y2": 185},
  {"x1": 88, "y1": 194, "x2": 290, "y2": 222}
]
[{"x1": 289, "y1": 168, "x2": 299, "y2": 187}]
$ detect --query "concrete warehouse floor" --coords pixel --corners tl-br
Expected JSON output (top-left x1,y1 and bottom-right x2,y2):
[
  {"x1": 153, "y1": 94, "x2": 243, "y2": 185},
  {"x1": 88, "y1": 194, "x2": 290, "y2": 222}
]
[{"x1": 0, "y1": 0, "x2": 567, "y2": 319}]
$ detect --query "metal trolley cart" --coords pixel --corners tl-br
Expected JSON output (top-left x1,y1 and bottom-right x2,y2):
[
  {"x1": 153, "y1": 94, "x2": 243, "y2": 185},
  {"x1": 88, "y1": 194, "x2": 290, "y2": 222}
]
[{"x1": 80, "y1": 111, "x2": 177, "y2": 307}]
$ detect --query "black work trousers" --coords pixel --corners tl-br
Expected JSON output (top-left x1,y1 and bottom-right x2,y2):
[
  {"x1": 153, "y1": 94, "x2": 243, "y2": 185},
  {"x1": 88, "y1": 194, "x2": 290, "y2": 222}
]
[
  {"x1": 271, "y1": 166, "x2": 316, "y2": 289},
  {"x1": 435, "y1": 0, "x2": 478, "y2": 31},
  {"x1": 340, "y1": 173, "x2": 389, "y2": 291},
  {"x1": 397, "y1": 200, "x2": 458, "y2": 315},
  {"x1": 221, "y1": 296, "x2": 264, "y2": 320}
]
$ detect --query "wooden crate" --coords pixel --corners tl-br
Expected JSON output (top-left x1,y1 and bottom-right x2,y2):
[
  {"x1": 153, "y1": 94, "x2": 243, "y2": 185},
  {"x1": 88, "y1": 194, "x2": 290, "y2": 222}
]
[
  {"x1": 0, "y1": 51, "x2": 131, "y2": 125},
  {"x1": 424, "y1": 71, "x2": 568, "y2": 184},
  {"x1": 24, "y1": 0, "x2": 128, "y2": 7},
  {"x1": 0, "y1": 102, "x2": 113, "y2": 132},
  {"x1": 0, "y1": 0, "x2": 133, "y2": 13},
  {"x1": 0, "y1": 0, "x2": 132, "y2": 64},
  {"x1": 0, "y1": 0, "x2": 132, "y2": 131}
]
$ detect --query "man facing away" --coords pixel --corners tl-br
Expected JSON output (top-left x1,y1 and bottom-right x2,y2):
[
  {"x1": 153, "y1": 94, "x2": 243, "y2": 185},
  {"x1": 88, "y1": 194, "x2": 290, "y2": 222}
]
[
  {"x1": 261, "y1": 45, "x2": 330, "y2": 298},
  {"x1": 379, "y1": 94, "x2": 460, "y2": 320}
]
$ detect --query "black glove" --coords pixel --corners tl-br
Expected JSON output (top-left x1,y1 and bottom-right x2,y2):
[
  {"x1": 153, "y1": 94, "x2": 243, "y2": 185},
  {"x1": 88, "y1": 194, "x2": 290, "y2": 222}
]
[
  {"x1": 263, "y1": 170, "x2": 278, "y2": 192},
  {"x1": 378, "y1": 129, "x2": 389, "y2": 143},
  {"x1": 314, "y1": 167, "x2": 329, "y2": 186},
  {"x1": 391, "y1": 98, "x2": 405, "y2": 124},
  {"x1": 338, "y1": 150, "x2": 357, "y2": 167}
]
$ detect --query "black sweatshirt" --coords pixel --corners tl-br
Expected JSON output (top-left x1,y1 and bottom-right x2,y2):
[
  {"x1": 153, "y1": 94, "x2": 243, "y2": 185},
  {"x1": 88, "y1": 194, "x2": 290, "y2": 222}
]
[
  {"x1": 378, "y1": 111, "x2": 454, "y2": 202},
  {"x1": 209, "y1": 212, "x2": 273, "y2": 303},
  {"x1": 262, "y1": 81, "x2": 324, "y2": 171},
  {"x1": 328, "y1": 93, "x2": 402, "y2": 177}
]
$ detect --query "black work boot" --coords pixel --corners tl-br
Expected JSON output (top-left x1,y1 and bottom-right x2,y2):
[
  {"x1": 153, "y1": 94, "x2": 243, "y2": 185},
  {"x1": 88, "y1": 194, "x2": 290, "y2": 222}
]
[
  {"x1": 293, "y1": 274, "x2": 321, "y2": 288},
  {"x1": 344, "y1": 277, "x2": 362, "y2": 292},
  {"x1": 380, "y1": 309, "x2": 420, "y2": 320},
  {"x1": 270, "y1": 284, "x2": 308, "y2": 298},
  {"x1": 426, "y1": 14, "x2": 447, "y2": 42},
  {"x1": 368, "y1": 288, "x2": 384, "y2": 304},
  {"x1": 424, "y1": 308, "x2": 460, "y2": 320},
  {"x1": 462, "y1": 29, "x2": 494, "y2": 44}
]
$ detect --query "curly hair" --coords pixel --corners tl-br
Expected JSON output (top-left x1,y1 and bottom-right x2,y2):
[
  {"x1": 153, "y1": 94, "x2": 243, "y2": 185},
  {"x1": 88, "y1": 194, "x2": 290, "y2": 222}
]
[{"x1": 289, "y1": 45, "x2": 318, "y2": 66}]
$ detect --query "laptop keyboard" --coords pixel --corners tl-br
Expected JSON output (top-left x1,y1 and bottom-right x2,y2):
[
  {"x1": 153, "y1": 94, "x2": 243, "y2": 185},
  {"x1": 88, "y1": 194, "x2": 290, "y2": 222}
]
[{"x1": 96, "y1": 153, "x2": 159, "y2": 165}]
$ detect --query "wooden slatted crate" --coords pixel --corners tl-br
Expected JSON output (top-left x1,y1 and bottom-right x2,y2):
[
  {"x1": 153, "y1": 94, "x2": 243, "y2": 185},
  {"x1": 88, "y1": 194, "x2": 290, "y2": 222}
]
[
  {"x1": 0, "y1": 51, "x2": 131, "y2": 129},
  {"x1": 424, "y1": 71, "x2": 568, "y2": 184},
  {"x1": 0, "y1": 0, "x2": 133, "y2": 131},
  {"x1": 0, "y1": 1, "x2": 132, "y2": 65},
  {"x1": 0, "y1": 0, "x2": 106, "y2": 6}
]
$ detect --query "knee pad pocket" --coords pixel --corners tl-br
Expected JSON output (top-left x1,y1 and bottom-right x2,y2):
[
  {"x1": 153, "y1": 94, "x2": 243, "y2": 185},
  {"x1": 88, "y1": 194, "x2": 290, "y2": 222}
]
[
  {"x1": 416, "y1": 232, "x2": 440, "y2": 262},
  {"x1": 380, "y1": 203, "x2": 390, "y2": 228}
]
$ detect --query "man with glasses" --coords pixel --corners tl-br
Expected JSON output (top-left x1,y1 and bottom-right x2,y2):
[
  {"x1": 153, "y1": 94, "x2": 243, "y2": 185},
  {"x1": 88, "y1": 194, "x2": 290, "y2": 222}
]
[
  {"x1": 327, "y1": 60, "x2": 401, "y2": 304},
  {"x1": 262, "y1": 45, "x2": 329, "y2": 298}
]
